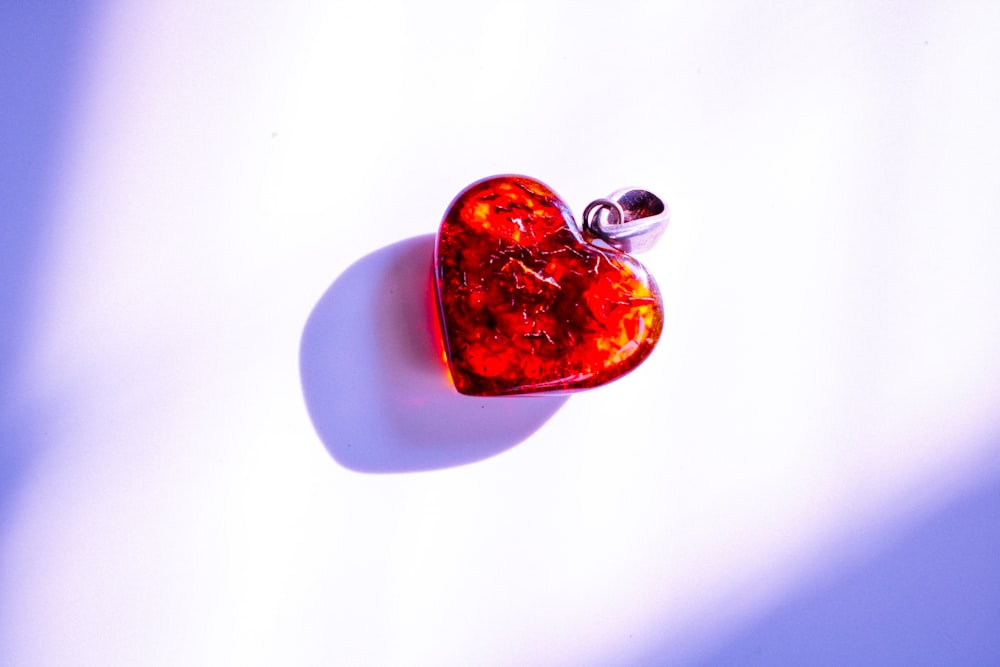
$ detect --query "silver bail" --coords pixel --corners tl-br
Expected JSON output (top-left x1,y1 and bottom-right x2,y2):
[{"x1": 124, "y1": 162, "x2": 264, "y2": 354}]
[{"x1": 581, "y1": 187, "x2": 670, "y2": 254}]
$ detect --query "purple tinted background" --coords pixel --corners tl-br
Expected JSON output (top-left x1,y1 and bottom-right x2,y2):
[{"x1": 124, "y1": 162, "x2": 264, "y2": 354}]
[
  {"x1": 1, "y1": 3, "x2": 998, "y2": 665},
  {"x1": 0, "y1": 1, "x2": 94, "y2": 563},
  {"x1": 638, "y1": 454, "x2": 1000, "y2": 667}
]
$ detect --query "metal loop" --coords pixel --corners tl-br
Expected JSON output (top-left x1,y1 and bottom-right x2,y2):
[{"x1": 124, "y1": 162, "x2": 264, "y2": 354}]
[{"x1": 582, "y1": 198, "x2": 626, "y2": 232}]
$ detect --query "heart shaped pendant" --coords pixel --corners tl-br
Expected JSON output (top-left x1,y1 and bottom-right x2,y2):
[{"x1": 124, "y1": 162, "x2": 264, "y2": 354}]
[{"x1": 434, "y1": 175, "x2": 669, "y2": 396}]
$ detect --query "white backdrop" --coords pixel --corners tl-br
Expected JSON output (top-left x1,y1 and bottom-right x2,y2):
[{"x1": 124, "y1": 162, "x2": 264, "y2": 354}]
[{"x1": 2, "y1": 1, "x2": 999, "y2": 665}]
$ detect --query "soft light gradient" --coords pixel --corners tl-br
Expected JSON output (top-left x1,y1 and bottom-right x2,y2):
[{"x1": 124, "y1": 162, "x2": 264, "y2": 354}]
[{"x1": 2, "y1": 1, "x2": 999, "y2": 666}]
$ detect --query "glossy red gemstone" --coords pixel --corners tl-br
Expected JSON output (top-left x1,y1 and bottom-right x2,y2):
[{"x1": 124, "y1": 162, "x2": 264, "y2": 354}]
[{"x1": 434, "y1": 175, "x2": 663, "y2": 396}]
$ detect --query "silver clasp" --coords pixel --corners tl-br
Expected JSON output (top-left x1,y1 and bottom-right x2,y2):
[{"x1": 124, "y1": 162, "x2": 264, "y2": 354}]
[{"x1": 581, "y1": 188, "x2": 670, "y2": 254}]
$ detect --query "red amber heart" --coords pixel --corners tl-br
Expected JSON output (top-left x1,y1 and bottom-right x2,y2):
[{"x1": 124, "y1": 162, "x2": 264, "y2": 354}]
[{"x1": 434, "y1": 175, "x2": 664, "y2": 396}]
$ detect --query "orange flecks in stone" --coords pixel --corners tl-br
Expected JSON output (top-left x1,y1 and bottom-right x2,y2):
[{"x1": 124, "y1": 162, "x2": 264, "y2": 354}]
[{"x1": 435, "y1": 175, "x2": 664, "y2": 396}]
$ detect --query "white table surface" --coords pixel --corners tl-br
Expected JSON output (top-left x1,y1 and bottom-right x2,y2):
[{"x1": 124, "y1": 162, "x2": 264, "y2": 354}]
[{"x1": 2, "y1": 2, "x2": 999, "y2": 665}]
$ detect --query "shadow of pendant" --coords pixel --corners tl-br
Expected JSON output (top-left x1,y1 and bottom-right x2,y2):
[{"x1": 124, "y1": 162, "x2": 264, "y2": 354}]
[{"x1": 300, "y1": 234, "x2": 567, "y2": 473}]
